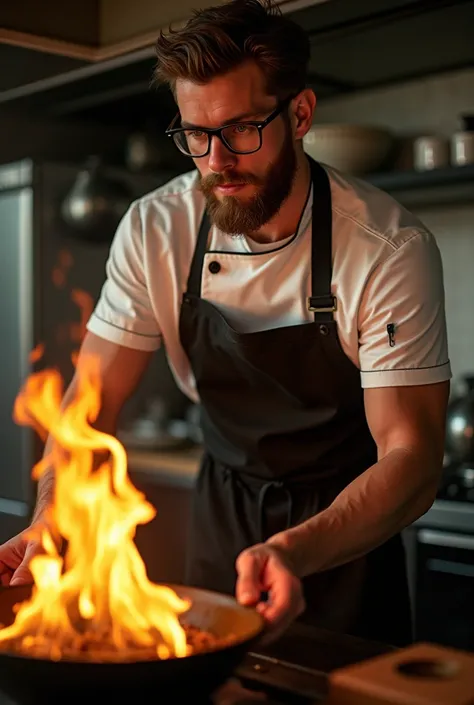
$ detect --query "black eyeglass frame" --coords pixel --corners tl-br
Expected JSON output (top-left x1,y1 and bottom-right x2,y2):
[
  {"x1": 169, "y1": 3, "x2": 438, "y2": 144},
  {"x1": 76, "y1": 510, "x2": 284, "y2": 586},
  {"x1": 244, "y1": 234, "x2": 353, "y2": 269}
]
[{"x1": 165, "y1": 95, "x2": 295, "y2": 157}]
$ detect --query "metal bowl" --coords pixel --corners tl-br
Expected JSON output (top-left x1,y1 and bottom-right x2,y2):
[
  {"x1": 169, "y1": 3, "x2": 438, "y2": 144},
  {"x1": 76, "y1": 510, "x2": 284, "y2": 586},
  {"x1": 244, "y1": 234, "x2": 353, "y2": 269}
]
[{"x1": 0, "y1": 584, "x2": 264, "y2": 704}]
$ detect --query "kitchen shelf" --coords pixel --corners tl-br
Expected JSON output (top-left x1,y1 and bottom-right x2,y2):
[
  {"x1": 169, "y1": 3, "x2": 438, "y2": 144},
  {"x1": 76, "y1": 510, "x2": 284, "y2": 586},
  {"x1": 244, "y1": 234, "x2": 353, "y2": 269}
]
[
  {"x1": 294, "y1": 0, "x2": 474, "y2": 100},
  {"x1": 366, "y1": 163, "x2": 474, "y2": 208}
]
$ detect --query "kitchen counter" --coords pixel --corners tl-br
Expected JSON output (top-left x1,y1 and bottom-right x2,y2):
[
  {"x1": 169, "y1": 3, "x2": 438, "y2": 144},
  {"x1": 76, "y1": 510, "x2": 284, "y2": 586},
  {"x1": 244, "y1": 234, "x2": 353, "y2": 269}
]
[
  {"x1": 126, "y1": 447, "x2": 461, "y2": 531},
  {"x1": 126, "y1": 445, "x2": 202, "y2": 489}
]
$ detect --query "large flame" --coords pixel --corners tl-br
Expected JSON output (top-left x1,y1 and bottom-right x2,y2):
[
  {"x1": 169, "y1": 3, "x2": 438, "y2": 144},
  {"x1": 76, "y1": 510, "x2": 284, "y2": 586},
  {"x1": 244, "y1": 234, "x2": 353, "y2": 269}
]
[{"x1": 0, "y1": 355, "x2": 191, "y2": 661}]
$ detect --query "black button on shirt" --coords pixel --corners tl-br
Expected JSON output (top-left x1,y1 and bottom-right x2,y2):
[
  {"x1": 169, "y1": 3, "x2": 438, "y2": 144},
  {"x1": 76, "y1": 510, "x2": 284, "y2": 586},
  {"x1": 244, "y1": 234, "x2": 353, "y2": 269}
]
[{"x1": 209, "y1": 261, "x2": 221, "y2": 274}]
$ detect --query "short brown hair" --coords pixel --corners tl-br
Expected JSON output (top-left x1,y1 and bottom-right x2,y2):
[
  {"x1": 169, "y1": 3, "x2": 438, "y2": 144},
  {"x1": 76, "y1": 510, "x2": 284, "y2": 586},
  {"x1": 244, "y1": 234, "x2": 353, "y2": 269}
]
[{"x1": 154, "y1": 0, "x2": 310, "y2": 99}]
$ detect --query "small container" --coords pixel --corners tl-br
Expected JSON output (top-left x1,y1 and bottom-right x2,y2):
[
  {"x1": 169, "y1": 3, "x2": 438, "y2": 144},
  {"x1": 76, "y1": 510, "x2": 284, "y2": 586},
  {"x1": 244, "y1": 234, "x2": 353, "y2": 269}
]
[
  {"x1": 413, "y1": 135, "x2": 449, "y2": 171},
  {"x1": 451, "y1": 115, "x2": 474, "y2": 166}
]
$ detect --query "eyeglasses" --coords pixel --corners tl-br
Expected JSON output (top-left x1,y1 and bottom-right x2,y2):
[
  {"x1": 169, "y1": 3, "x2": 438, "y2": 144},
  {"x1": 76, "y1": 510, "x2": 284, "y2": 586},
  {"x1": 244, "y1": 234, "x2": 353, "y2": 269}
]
[{"x1": 165, "y1": 96, "x2": 294, "y2": 158}]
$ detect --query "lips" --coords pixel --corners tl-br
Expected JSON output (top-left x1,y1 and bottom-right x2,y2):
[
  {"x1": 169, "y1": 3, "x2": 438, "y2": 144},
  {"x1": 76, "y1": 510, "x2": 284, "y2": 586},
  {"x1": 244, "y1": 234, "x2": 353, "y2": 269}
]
[{"x1": 215, "y1": 183, "x2": 246, "y2": 195}]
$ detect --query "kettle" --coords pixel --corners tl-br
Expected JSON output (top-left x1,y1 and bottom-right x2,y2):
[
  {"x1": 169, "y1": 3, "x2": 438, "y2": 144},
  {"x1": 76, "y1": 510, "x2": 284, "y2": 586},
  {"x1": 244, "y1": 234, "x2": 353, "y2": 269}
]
[
  {"x1": 61, "y1": 156, "x2": 132, "y2": 244},
  {"x1": 445, "y1": 374, "x2": 474, "y2": 465}
]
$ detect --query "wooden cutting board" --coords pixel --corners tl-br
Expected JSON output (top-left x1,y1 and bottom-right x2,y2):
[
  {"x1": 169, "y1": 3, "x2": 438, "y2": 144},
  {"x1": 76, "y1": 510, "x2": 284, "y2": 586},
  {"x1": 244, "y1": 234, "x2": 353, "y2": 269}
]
[{"x1": 324, "y1": 642, "x2": 474, "y2": 705}]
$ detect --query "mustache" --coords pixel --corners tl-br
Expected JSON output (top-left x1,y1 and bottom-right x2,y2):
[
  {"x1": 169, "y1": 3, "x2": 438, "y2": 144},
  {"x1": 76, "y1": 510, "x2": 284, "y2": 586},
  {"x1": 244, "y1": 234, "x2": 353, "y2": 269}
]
[{"x1": 199, "y1": 172, "x2": 261, "y2": 192}]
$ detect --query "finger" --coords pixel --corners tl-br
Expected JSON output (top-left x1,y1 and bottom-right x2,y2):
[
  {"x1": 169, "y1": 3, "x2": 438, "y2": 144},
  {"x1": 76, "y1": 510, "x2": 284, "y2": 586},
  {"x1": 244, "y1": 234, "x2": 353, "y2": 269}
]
[
  {"x1": 256, "y1": 602, "x2": 300, "y2": 645},
  {"x1": 257, "y1": 575, "x2": 305, "y2": 643},
  {"x1": 260, "y1": 572, "x2": 294, "y2": 622},
  {"x1": 235, "y1": 549, "x2": 264, "y2": 606},
  {"x1": 0, "y1": 558, "x2": 15, "y2": 574},
  {"x1": 0, "y1": 569, "x2": 13, "y2": 586},
  {"x1": 0, "y1": 552, "x2": 22, "y2": 573},
  {"x1": 257, "y1": 616, "x2": 294, "y2": 646},
  {"x1": 10, "y1": 562, "x2": 33, "y2": 587},
  {"x1": 10, "y1": 542, "x2": 41, "y2": 587}
]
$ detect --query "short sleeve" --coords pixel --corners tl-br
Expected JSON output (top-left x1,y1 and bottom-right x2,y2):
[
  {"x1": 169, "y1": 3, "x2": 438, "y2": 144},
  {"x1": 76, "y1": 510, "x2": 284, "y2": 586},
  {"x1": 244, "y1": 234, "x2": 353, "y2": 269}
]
[
  {"x1": 86, "y1": 202, "x2": 162, "y2": 351},
  {"x1": 358, "y1": 229, "x2": 451, "y2": 388}
]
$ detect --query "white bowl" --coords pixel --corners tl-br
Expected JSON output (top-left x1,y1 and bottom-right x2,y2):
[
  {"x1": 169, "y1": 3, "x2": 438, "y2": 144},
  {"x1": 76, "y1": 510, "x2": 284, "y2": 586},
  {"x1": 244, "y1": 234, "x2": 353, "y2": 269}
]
[{"x1": 303, "y1": 124, "x2": 394, "y2": 175}]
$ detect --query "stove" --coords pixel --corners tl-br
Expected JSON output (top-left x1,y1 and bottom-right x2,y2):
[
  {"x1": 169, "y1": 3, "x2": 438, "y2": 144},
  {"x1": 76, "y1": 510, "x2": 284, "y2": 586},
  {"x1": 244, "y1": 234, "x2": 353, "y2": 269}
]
[
  {"x1": 413, "y1": 463, "x2": 474, "y2": 535},
  {"x1": 410, "y1": 463, "x2": 474, "y2": 653}
]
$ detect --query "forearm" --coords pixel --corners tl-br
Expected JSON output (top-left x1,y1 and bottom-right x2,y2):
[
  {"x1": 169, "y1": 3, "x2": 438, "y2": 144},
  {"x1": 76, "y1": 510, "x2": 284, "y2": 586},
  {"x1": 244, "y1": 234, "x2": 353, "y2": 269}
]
[
  {"x1": 269, "y1": 447, "x2": 441, "y2": 578},
  {"x1": 31, "y1": 464, "x2": 55, "y2": 523}
]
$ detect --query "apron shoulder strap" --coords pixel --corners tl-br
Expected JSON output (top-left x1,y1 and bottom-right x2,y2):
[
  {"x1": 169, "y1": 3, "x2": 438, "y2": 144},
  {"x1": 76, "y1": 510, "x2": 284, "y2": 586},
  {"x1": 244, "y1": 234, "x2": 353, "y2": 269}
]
[
  {"x1": 186, "y1": 207, "x2": 212, "y2": 298},
  {"x1": 307, "y1": 158, "x2": 336, "y2": 323}
]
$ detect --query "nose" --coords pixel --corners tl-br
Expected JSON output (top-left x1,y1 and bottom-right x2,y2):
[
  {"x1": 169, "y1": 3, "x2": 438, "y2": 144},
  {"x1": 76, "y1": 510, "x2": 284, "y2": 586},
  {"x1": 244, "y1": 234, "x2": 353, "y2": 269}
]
[{"x1": 208, "y1": 134, "x2": 237, "y2": 174}]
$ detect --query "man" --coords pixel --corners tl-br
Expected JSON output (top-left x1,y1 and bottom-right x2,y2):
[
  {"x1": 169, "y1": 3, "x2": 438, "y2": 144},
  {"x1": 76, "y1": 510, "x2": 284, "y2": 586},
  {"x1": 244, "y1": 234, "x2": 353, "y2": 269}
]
[{"x1": 0, "y1": 0, "x2": 450, "y2": 647}]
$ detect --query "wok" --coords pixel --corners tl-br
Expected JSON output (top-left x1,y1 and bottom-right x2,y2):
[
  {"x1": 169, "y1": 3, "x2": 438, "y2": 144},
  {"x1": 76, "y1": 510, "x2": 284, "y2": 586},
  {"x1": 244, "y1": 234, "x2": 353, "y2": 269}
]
[{"x1": 0, "y1": 584, "x2": 264, "y2": 705}]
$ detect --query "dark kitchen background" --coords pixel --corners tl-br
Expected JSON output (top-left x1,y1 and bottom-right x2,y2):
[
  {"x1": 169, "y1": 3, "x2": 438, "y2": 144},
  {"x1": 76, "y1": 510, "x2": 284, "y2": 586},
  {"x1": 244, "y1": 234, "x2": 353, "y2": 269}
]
[{"x1": 1, "y1": 0, "x2": 473, "y2": 658}]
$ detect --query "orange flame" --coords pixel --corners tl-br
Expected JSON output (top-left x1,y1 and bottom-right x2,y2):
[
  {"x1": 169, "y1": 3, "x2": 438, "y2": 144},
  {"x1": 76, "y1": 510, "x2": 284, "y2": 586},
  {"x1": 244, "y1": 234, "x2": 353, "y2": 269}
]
[
  {"x1": 29, "y1": 344, "x2": 45, "y2": 364},
  {"x1": 0, "y1": 356, "x2": 191, "y2": 660},
  {"x1": 52, "y1": 250, "x2": 73, "y2": 289},
  {"x1": 70, "y1": 289, "x2": 94, "y2": 344}
]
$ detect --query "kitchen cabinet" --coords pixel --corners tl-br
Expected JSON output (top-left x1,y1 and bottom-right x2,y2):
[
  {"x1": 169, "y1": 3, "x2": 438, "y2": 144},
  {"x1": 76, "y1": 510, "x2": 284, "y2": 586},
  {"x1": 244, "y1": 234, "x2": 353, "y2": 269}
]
[
  {"x1": 127, "y1": 449, "x2": 200, "y2": 584},
  {"x1": 129, "y1": 472, "x2": 193, "y2": 584},
  {"x1": 1, "y1": 0, "x2": 473, "y2": 122}
]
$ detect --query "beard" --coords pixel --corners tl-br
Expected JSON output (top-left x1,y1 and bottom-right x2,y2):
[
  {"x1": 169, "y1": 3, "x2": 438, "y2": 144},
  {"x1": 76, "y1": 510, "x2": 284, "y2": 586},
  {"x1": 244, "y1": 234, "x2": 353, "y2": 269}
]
[{"x1": 197, "y1": 123, "x2": 298, "y2": 236}]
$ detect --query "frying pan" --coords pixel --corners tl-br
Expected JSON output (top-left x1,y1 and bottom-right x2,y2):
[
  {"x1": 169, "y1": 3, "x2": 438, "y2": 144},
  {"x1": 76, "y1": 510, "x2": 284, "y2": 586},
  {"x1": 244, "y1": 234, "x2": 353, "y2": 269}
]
[{"x1": 0, "y1": 584, "x2": 264, "y2": 704}]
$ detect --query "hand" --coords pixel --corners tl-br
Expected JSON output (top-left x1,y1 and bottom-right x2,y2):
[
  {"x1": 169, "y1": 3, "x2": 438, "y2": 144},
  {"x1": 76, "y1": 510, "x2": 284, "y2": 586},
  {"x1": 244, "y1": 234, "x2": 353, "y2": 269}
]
[
  {"x1": 0, "y1": 523, "x2": 45, "y2": 587},
  {"x1": 235, "y1": 543, "x2": 305, "y2": 644}
]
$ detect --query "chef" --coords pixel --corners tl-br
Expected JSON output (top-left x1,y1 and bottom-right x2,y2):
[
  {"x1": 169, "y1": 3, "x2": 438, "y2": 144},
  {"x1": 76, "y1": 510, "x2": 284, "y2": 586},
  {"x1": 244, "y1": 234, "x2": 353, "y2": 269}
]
[{"x1": 0, "y1": 0, "x2": 450, "y2": 647}]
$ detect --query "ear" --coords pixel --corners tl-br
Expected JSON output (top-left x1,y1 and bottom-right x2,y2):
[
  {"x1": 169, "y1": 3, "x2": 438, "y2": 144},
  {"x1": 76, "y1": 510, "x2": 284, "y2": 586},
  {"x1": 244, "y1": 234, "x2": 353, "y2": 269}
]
[{"x1": 292, "y1": 89, "x2": 317, "y2": 140}]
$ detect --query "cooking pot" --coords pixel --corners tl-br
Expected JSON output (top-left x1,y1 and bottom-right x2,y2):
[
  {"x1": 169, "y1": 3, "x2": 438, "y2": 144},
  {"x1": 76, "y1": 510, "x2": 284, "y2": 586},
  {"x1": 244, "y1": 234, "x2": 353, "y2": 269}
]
[
  {"x1": 445, "y1": 374, "x2": 474, "y2": 465},
  {"x1": 0, "y1": 584, "x2": 263, "y2": 704},
  {"x1": 61, "y1": 156, "x2": 132, "y2": 244}
]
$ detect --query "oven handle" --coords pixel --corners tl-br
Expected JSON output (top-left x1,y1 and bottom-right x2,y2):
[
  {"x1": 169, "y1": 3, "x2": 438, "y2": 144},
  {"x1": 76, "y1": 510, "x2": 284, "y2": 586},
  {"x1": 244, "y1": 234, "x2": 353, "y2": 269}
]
[{"x1": 418, "y1": 529, "x2": 474, "y2": 550}]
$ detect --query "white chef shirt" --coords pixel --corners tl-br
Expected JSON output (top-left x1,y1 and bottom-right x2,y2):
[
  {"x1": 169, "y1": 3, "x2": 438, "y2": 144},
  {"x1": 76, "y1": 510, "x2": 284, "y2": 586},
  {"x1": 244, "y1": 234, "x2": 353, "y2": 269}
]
[{"x1": 86, "y1": 163, "x2": 452, "y2": 403}]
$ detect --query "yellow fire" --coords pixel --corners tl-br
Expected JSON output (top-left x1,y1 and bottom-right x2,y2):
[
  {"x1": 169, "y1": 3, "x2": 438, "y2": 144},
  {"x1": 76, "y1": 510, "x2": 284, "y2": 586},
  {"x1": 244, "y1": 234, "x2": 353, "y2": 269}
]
[{"x1": 0, "y1": 356, "x2": 191, "y2": 660}]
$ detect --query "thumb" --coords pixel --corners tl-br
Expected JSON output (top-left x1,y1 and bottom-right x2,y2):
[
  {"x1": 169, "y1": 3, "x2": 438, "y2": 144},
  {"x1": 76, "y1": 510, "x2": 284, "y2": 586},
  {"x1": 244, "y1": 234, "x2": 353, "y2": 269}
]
[
  {"x1": 10, "y1": 542, "x2": 41, "y2": 587},
  {"x1": 235, "y1": 548, "x2": 264, "y2": 606}
]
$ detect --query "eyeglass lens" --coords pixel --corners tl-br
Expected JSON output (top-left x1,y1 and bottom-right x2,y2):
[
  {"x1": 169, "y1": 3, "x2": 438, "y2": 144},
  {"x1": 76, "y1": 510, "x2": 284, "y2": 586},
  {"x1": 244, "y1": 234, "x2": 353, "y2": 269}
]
[{"x1": 174, "y1": 124, "x2": 261, "y2": 156}]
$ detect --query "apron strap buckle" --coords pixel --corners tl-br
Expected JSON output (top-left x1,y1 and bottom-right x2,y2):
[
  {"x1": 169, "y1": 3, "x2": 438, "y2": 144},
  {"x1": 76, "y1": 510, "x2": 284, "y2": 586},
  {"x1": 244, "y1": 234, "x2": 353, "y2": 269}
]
[{"x1": 308, "y1": 295, "x2": 337, "y2": 313}]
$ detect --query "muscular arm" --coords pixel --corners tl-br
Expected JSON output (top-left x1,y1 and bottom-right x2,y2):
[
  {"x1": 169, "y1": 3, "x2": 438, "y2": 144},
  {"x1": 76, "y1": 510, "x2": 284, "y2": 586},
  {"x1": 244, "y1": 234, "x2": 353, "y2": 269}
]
[
  {"x1": 269, "y1": 380, "x2": 450, "y2": 577},
  {"x1": 32, "y1": 332, "x2": 154, "y2": 523}
]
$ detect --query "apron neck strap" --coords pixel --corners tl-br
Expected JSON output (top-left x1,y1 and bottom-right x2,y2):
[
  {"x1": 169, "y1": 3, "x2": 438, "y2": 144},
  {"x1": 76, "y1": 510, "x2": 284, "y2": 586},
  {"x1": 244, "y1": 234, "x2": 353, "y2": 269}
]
[
  {"x1": 307, "y1": 158, "x2": 336, "y2": 323},
  {"x1": 186, "y1": 208, "x2": 212, "y2": 297}
]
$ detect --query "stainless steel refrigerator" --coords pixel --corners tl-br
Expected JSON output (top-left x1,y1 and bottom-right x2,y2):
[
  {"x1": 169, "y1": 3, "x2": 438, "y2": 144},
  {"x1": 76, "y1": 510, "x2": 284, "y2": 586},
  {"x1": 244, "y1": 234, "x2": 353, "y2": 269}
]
[{"x1": 0, "y1": 158, "x2": 179, "y2": 543}]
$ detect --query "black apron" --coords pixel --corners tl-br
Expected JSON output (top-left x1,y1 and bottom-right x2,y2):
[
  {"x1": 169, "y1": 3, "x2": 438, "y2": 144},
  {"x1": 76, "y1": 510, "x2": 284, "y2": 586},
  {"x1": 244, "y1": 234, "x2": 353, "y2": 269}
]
[{"x1": 178, "y1": 158, "x2": 412, "y2": 647}]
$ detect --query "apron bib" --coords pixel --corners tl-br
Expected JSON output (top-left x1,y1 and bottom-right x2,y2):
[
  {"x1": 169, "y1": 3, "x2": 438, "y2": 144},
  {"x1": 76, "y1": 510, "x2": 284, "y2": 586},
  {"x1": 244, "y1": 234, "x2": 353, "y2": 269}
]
[{"x1": 178, "y1": 158, "x2": 412, "y2": 646}]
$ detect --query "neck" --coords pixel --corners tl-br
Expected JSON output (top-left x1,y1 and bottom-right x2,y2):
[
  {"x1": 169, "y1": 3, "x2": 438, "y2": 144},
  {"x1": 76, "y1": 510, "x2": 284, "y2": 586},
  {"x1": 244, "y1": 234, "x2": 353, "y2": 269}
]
[{"x1": 249, "y1": 151, "x2": 311, "y2": 245}]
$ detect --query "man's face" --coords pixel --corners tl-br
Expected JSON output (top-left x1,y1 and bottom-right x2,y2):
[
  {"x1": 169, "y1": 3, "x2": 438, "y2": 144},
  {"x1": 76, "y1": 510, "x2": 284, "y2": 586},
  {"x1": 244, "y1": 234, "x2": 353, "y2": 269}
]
[{"x1": 175, "y1": 61, "x2": 298, "y2": 236}]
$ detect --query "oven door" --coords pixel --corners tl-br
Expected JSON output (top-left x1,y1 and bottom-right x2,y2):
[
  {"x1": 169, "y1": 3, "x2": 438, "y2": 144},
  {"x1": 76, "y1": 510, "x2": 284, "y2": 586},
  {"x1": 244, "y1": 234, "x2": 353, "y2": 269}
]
[{"x1": 415, "y1": 528, "x2": 474, "y2": 651}]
